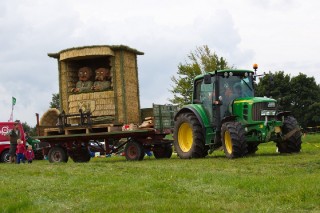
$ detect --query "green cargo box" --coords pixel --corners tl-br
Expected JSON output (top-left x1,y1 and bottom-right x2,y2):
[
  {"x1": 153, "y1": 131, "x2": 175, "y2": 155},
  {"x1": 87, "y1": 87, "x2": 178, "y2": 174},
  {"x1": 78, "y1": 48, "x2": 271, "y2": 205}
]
[{"x1": 153, "y1": 104, "x2": 178, "y2": 133}]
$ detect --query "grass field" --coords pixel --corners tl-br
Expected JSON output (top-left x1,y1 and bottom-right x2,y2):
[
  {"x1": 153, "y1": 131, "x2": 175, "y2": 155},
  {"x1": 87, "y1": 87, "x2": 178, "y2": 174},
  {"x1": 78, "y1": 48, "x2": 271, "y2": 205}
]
[{"x1": 1, "y1": 134, "x2": 320, "y2": 213}]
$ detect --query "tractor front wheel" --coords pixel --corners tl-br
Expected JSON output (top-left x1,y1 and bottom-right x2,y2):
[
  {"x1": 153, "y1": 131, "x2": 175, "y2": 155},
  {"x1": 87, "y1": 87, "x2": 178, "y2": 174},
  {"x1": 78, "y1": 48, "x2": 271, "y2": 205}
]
[
  {"x1": 221, "y1": 122, "x2": 247, "y2": 159},
  {"x1": 247, "y1": 142, "x2": 259, "y2": 155},
  {"x1": 277, "y1": 116, "x2": 302, "y2": 153},
  {"x1": 174, "y1": 113, "x2": 206, "y2": 159}
]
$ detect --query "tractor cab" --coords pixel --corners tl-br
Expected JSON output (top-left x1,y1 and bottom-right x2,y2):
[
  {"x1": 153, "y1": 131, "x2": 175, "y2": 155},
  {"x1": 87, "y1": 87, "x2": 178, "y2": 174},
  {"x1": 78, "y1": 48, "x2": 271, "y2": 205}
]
[{"x1": 193, "y1": 70, "x2": 255, "y2": 126}]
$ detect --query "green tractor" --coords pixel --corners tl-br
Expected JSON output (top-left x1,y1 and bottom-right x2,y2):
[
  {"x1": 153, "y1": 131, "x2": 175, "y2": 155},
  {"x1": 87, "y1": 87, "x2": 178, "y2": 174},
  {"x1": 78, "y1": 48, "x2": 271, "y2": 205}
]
[{"x1": 174, "y1": 64, "x2": 302, "y2": 159}]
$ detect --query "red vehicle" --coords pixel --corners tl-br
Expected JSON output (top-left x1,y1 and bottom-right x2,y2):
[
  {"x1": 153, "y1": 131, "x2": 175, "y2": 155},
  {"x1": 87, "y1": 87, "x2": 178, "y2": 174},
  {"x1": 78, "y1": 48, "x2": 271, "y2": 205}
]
[{"x1": 0, "y1": 122, "x2": 26, "y2": 162}]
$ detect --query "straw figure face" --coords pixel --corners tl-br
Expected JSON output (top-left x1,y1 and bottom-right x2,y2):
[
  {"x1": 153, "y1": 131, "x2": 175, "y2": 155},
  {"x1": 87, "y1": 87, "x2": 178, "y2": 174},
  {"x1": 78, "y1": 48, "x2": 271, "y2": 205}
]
[
  {"x1": 92, "y1": 68, "x2": 111, "y2": 91},
  {"x1": 72, "y1": 67, "x2": 94, "y2": 93},
  {"x1": 78, "y1": 67, "x2": 93, "y2": 81},
  {"x1": 95, "y1": 68, "x2": 110, "y2": 81}
]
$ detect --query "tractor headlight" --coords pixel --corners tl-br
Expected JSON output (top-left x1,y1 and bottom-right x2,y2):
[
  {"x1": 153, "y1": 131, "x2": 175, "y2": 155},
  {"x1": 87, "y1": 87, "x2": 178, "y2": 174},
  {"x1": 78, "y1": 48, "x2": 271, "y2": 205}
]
[
  {"x1": 267, "y1": 102, "x2": 276, "y2": 107},
  {"x1": 261, "y1": 110, "x2": 276, "y2": 116}
]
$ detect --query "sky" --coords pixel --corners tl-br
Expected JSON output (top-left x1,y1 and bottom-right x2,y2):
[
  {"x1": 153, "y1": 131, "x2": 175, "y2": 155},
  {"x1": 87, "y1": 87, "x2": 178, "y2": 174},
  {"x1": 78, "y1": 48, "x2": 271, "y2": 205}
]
[{"x1": 0, "y1": 0, "x2": 319, "y2": 127}]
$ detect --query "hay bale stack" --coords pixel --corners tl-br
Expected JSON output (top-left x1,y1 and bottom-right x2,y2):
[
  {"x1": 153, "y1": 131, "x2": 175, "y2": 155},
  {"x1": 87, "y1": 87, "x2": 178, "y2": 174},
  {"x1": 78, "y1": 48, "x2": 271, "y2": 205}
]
[
  {"x1": 39, "y1": 108, "x2": 60, "y2": 126},
  {"x1": 48, "y1": 45, "x2": 144, "y2": 125},
  {"x1": 39, "y1": 108, "x2": 60, "y2": 136}
]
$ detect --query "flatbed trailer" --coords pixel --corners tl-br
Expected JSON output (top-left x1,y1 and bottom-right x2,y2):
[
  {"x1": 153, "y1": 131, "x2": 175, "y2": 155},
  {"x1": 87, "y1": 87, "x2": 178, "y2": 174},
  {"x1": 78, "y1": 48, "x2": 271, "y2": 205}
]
[
  {"x1": 37, "y1": 128, "x2": 173, "y2": 163},
  {"x1": 36, "y1": 104, "x2": 178, "y2": 163}
]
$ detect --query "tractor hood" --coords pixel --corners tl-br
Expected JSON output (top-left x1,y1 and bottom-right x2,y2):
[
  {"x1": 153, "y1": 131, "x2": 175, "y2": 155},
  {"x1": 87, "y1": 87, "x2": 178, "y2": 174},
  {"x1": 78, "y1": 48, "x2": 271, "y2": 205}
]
[
  {"x1": 232, "y1": 97, "x2": 277, "y2": 123},
  {"x1": 233, "y1": 97, "x2": 276, "y2": 105}
]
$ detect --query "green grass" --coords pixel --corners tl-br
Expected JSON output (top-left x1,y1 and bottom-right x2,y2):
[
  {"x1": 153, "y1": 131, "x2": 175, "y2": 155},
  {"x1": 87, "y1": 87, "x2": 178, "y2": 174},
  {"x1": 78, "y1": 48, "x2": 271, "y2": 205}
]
[{"x1": 1, "y1": 134, "x2": 320, "y2": 213}]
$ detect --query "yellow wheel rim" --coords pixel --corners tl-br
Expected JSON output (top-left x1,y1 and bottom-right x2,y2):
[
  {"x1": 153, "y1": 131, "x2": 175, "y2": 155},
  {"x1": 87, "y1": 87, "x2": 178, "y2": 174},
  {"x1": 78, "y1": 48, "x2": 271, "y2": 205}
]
[
  {"x1": 224, "y1": 131, "x2": 233, "y2": 154},
  {"x1": 178, "y1": 122, "x2": 193, "y2": 152}
]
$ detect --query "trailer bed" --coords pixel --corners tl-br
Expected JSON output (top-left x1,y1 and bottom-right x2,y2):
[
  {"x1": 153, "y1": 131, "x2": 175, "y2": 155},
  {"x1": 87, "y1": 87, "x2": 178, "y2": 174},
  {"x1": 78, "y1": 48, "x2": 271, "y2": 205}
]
[
  {"x1": 36, "y1": 129, "x2": 155, "y2": 142},
  {"x1": 37, "y1": 128, "x2": 173, "y2": 163}
]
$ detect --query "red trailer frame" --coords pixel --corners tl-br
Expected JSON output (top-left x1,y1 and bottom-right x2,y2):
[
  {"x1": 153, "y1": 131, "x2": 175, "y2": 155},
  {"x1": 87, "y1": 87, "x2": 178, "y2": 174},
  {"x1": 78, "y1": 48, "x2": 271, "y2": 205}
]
[{"x1": 37, "y1": 128, "x2": 173, "y2": 163}]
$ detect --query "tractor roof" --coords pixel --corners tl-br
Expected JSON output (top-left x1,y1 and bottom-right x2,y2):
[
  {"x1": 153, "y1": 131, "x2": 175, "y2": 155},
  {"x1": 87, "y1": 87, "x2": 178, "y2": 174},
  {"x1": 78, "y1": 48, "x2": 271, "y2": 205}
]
[{"x1": 194, "y1": 69, "x2": 254, "y2": 81}]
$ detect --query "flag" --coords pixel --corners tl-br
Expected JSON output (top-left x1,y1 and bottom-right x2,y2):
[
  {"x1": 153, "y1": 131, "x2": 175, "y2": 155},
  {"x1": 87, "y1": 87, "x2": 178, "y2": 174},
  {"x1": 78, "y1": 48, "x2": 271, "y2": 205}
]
[{"x1": 12, "y1": 97, "x2": 16, "y2": 106}]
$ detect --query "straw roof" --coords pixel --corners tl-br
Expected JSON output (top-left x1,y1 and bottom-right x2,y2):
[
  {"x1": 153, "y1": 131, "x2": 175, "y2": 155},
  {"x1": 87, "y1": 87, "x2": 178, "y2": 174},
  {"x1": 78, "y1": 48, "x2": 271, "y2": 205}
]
[{"x1": 48, "y1": 45, "x2": 144, "y2": 60}]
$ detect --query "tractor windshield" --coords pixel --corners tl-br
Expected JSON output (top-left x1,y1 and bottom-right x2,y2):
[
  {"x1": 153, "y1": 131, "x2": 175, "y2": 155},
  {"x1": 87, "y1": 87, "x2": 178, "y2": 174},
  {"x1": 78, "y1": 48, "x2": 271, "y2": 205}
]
[
  {"x1": 219, "y1": 74, "x2": 254, "y2": 118},
  {"x1": 220, "y1": 75, "x2": 254, "y2": 101}
]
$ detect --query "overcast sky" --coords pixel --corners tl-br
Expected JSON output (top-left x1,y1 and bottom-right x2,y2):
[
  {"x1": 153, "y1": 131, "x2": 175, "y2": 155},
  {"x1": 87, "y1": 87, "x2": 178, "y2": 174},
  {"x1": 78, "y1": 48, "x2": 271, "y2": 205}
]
[{"x1": 1, "y1": 0, "x2": 319, "y2": 126}]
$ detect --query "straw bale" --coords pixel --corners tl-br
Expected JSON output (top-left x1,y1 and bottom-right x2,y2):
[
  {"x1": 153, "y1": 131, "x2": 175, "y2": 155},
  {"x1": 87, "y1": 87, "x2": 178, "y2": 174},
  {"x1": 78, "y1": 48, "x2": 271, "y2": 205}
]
[
  {"x1": 82, "y1": 93, "x2": 90, "y2": 100},
  {"x1": 40, "y1": 108, "x2": 60, "y2": 126},
  {"x1": 59, "y1": 47, "x2": 115, "y2": 61}
]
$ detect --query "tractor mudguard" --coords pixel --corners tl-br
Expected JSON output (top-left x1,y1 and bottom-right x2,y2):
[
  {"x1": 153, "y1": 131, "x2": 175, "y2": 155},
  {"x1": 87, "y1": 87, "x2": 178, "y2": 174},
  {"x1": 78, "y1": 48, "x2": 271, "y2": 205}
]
[{"x1": 175, "y1": 104, "x2": 214, "y2": 145}]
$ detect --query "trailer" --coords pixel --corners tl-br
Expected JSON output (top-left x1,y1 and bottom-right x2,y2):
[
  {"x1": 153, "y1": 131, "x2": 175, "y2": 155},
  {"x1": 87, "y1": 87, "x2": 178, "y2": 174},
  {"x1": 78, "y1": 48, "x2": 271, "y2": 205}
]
[
  {"x1": 37, "y1": 104, "x2": 178, "y2": 163},
  {"x1": 33, "y1": 45, "x2": 180, "y2": 163}
]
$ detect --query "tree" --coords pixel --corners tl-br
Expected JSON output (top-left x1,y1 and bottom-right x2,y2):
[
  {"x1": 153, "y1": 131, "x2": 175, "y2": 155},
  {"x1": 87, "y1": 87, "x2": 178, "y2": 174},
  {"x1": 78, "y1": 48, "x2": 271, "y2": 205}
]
[
  {"x1": 255, "y1": 71, "x2": 291, "y2": 110},
  {"x1": 305, "y1": 102, "x2": 320, "y2": 127},
  {"x1": 256, "y1": 72, "x2": 320, "y2": 128},
  {"x1": 22, "y1": 122, "x2": 37, "y2": 136},
  {"x1": 170, "y1": 45, "x2": 231, "y2": 107},
  {"x1": 50, "y1": 93, "x2": 60, "y2": 109},
  {"x1": 289, "y1": 73, "x2": 320, "y2": 127}
]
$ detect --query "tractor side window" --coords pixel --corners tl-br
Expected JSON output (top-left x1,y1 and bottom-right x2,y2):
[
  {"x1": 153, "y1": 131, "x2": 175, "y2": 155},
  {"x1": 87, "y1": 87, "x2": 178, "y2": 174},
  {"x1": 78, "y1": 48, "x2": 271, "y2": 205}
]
[
  {"x1": 193, "y1": 80, "x2": 202, "y2": 103},
  {"x1": 200, "y1": 80, "x2": 215, "y2": 125},
  {"x1": 200, "y1": 83, "x2": 214, "y2": 103}
]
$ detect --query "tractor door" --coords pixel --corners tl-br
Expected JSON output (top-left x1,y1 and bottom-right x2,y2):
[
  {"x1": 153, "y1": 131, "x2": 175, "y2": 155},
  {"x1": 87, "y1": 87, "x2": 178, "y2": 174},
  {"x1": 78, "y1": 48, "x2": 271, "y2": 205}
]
[{"x1": 195, "y1": 79, "x2": 216, "y2": 126}]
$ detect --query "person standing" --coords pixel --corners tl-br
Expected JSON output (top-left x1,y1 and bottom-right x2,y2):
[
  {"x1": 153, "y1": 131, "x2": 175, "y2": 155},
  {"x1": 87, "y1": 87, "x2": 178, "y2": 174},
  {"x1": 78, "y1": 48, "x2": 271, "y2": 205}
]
[
  {"x1": 16, "y1": 139, "x2": 26, "y2": 164},
  {"x1": 25, "y1": 145, "x2": 35, "y2": 164},
  {"x1": 6, "y1": 121, "x2": 21, "y2": 163}
]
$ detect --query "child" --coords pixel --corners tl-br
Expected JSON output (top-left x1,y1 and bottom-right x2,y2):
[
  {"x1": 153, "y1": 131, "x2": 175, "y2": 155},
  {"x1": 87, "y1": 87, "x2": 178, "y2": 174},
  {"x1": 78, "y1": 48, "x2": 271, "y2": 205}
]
[
  {"x1": 16, "y1": 139, "x2": 26, "y2": 164},
  {"x1": 25, "y1": 145, "x2": 35, "y2": 164}
]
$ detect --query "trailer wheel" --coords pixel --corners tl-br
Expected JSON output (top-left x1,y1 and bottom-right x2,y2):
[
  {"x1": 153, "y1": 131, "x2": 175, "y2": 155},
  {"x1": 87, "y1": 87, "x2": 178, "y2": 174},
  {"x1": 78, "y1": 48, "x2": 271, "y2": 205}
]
[
  {"x1": 70, "y1": 148, "x2": 91, "y2": 163},
  {"x1": 124, "y1": 141, "x2": 145, "y2": 161},
  {"x1": 34, "y1": 150, "x2": 44, "y2": 160},
  {"x1": 153, "y1": 144, "x2": 172, "y2": 159},
  {"x1": 174, "y1": 112, "x2": 206, "y2": 159},
  {"x1": 0, "y1": 149, "x2": 10, "y2": 163},
  {"x1": 48, "y1": 147, "x2": 68, "y2": 163},
  {"x1": 277, "y1": 116, "x2": 302, "y2": 153},
  {"x1": 221, "y1": 122, "x2": 247, "y2": 158}
]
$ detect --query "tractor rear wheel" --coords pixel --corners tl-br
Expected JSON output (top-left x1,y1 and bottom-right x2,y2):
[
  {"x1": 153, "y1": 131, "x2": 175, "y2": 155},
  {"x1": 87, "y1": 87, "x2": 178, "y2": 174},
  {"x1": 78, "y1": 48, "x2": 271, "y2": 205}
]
[
  {"x1": 221, "y1": 121, "x2": 247, "y2": 158},
  {"x1": 277, "y1": 116, "x2": 302, "y2": 153},
  {"x1": 174, "y1": 113, "x2": 206, "y2": 159}
]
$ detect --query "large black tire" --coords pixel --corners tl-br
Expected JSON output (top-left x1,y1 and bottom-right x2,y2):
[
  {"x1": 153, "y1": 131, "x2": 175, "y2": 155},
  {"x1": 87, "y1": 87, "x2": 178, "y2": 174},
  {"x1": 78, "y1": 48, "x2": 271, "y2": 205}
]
[
  {"x1": 153, "y1": 144, "x2": 173, "y2": 159},
  {"x1": 48, "y1": 147, "x2": 68, "y2": 163},
  {"x1": 221, "y1": 122, "x2": 247, "y2": 158},
  {"x1": 34, "y1": 150, "x2": 44, "y2": 160},
  {"x1": 174, "y1": 113, "x2": 206, "y2": 159},
  {"x1": 124, "y1": 141, "x2": 145, "y2": 161},
  {"x1": 70, "y1": 148, "x2": 91, "y2": 163},
  {"x1": 247, "y1": 142, "x2": 259, "y2": 154},
  {"x1": 277, "y1": 116, "x2": 302, "y2": 153},
  {"x1": 0, "y1": 149, "x2": 10, "y2": 163}
]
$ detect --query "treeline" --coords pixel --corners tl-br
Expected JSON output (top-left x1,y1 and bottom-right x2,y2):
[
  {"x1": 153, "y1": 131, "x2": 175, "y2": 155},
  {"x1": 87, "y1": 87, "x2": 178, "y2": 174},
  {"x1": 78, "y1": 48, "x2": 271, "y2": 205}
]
[{"x1": 255, "y1": 71, "x2": 320, "y2": 128}]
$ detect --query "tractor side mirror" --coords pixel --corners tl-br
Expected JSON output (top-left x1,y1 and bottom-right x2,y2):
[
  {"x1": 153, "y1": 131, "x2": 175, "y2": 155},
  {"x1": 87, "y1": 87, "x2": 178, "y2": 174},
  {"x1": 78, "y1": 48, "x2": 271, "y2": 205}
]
[{"x1": 204, "y1": 74, "x2": 211, "y2": 84}]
